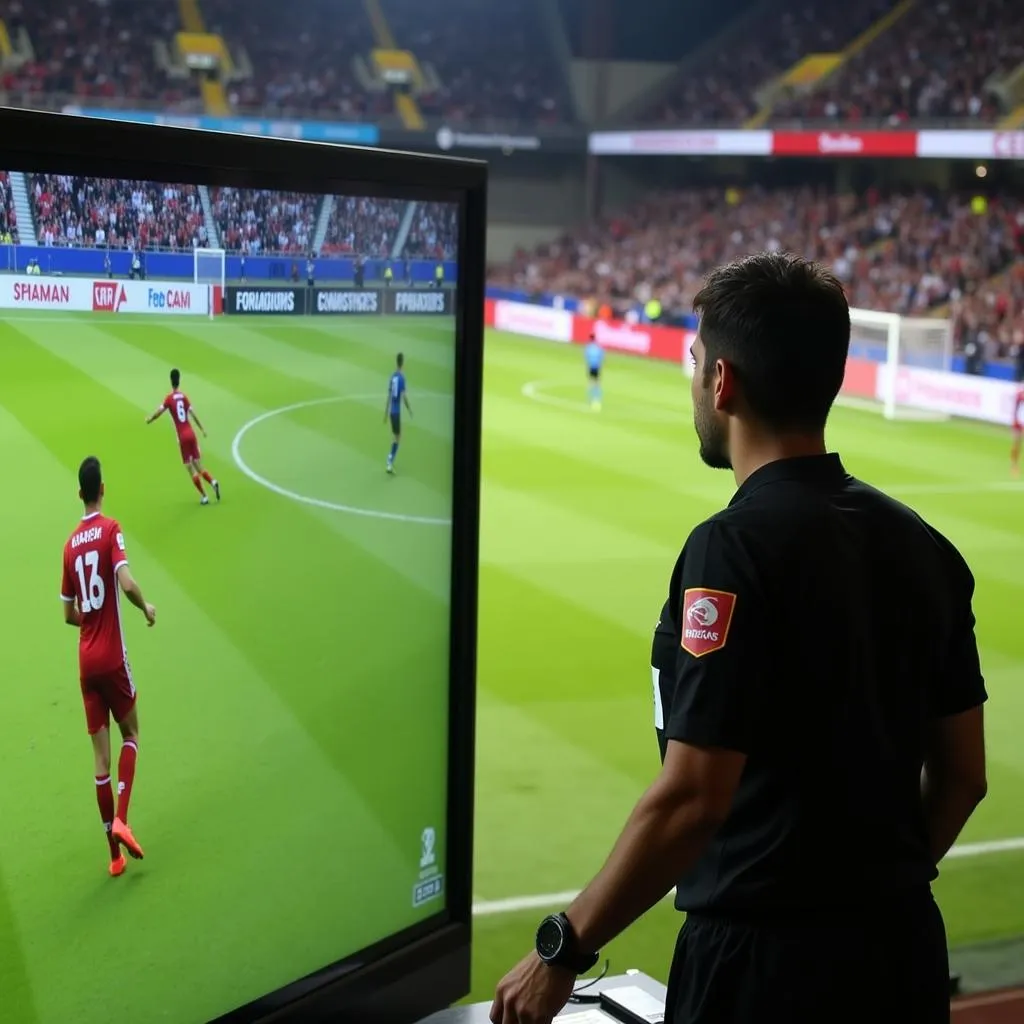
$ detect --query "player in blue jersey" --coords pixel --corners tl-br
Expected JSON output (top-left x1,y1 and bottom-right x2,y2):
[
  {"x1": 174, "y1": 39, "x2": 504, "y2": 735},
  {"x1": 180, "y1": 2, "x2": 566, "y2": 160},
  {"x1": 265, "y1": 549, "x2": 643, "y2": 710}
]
[
  {"x1": 384, "y1": 352, "x2": 413, "y2": 474},
  {"x1": 585, "y1": 332, "x2": 604, "y2": 410}
]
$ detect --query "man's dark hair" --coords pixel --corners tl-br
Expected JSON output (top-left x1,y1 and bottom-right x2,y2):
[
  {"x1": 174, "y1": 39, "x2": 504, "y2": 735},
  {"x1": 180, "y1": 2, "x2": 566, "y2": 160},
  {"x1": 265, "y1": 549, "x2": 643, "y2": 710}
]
[
  {"x1": 396, "y1": 352, "x2": 404, "y2": 368},
  {"x1": 692, "y1": 252, "x2": 850, "y2": 432},
  {"x1": 79, "y1": 456, "x2": 102, "y2": 505},
  {"x1": 170, "y1": 368, "x2": 181, "y2": 388}
]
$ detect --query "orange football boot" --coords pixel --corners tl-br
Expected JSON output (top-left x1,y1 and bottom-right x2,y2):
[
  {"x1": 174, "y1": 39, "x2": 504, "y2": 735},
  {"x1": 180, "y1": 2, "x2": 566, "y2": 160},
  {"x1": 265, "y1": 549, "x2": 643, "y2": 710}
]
[
  {"x1": 112, "y1": 818, "x2": 144, "y2": 860},
  {"x1": 109, "y1": 853, "x2": 127, "y2": 877}
]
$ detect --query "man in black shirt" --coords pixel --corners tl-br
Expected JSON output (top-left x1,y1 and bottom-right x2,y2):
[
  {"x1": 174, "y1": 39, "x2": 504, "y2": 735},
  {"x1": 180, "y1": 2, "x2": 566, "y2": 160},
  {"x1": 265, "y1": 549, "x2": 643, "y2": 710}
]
[{"x1": 490, "y1": 253, "x2": 987, "y2": 1024}]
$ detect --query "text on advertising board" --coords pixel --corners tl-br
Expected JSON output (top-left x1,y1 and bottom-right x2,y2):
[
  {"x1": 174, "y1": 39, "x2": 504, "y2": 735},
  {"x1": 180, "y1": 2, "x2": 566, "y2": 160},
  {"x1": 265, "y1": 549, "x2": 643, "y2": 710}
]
[
  {"x1": 316, "y1": 290, "x2": 379, "y2": 314},
  {"x1": 147, "y1": 287, "x2": 193, "y2": 310},
  {"x1": 393, "y1": 290, "x2": 448, "y2": 314},
  {"x1": 234, "y1": 288, "x2": 296, "y2": 313},
  {"x1": 92, "y1": 282, "x2": 127, "y2": 312},
  {"x1": 15, "y1": 281, "x2": 71, "y2": 306}
]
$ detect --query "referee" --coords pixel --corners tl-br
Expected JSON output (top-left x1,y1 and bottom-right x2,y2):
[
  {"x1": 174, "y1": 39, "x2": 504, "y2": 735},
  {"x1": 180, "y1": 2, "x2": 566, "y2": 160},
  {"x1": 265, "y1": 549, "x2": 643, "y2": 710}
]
[{"x1": 490, "y1": 252, "x2": 987, "y2": 1024}]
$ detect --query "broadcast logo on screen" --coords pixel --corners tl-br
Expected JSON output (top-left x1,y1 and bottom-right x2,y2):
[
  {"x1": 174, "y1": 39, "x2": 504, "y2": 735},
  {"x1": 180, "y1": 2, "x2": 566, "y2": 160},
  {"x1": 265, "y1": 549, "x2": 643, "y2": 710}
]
[
  {"x1": 92, "y1": 282, "x2": 127, "y2": 313},
  {"x1": 412, "y1": 825, "x2": 444, "y2": 908}
]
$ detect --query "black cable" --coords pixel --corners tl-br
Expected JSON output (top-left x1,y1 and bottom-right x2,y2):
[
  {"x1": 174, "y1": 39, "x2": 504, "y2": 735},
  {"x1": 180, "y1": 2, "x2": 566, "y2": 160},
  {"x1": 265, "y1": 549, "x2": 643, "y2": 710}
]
[{"x1": 568, "y1": 959, "x2": 610, "y2": 1004}]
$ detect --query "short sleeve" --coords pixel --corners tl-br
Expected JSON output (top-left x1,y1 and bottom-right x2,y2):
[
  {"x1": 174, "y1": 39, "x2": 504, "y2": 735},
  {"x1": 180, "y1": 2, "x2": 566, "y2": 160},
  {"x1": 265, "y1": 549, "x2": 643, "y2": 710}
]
[
  {"x1": 60, "y1": 550, "x2": 75, "y2": 602},
  {"x1": 110, "y1": 522, "x2": 129, "y2": 575},
  {"x1": 162, "y1": 394, "x2": 172, "y2": 411},
  {"x1": 663, "y1": 520, "x2": 768, "y2": 754},
  {"x1": 651, "y1": 600, "x2": 676, "y2": 763},
  {"x1": 930, "y1": 545, "x2": 986, "y2": 718}
]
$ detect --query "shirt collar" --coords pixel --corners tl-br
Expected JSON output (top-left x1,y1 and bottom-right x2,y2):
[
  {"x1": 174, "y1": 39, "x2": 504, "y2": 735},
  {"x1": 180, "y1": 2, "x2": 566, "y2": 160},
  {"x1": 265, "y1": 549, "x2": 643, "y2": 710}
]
[{"x1": 729, "y1": 453, "x2": 848, "y2": 506}]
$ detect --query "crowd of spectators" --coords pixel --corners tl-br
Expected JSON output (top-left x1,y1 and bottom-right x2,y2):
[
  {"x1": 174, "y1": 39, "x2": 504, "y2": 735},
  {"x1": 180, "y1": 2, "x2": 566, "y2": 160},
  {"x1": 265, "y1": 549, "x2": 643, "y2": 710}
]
[
  {"x1": 772, "y1": 0, "x2": 1023, "y2": 125},
  {"x1": 403, "y1": 202, "x2": 459, "y2": 259},
  {"x1": 210, "y1": 188, "x2": 319, "y2": 255},
  {"x1": 202, "y1": 0, "x2": 387, "y2": 121},
  {"x1": 652, "y1": 0, "x2": 899, "y2": 125},
  {"x1": 0, "y1": 0, "x2": 200, "y2": 110},
  {"x1": 320, "y1": 196, "x2": 404, "y2": 257},
  {"x1": 383, "y1": 0, "x2": 570, "y2": 124},
  {"x1": 0, "y1": 173, "x2": 18, "y2": 243},
  {"x1": 30, "y1": 175, "x2": 205, "y2": 249},
  {"x1": 490, "y1": 186, "x2": 1024, "y2": 354}
]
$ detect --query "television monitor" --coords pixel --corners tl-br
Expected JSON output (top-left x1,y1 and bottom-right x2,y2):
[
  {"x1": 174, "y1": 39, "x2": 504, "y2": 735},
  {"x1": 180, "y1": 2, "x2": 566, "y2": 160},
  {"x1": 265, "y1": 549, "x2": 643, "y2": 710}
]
[{"x1": 0, "y1": 106, "x2": 485, "y2": 1024}]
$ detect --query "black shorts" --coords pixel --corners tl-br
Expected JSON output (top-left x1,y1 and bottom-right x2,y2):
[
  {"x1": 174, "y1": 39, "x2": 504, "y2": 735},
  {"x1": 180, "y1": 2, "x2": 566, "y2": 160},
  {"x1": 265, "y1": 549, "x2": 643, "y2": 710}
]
[
  {"x1": 390, "y1": 412, "x2": 401, "y2": 435},
  {"x1": 588, "y1": 367, "x2": 600, "y2": 381},
  {"x1": 665, "y1": 892, "x2": 949, "y2": 1024}
]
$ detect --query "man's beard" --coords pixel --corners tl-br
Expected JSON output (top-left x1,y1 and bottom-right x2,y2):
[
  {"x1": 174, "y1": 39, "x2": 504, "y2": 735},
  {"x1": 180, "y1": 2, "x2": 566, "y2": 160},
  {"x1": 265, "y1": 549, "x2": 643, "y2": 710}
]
[{"x1": 694, "y1": 394, "x2": 731, "y2": 470}]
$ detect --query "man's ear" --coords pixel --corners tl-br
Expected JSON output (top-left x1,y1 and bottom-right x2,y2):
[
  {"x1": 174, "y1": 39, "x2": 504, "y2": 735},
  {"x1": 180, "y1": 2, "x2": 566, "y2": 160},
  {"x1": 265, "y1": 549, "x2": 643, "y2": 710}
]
[{"x1": 712, "y1": 359, "x2": 737, "y2": 412}]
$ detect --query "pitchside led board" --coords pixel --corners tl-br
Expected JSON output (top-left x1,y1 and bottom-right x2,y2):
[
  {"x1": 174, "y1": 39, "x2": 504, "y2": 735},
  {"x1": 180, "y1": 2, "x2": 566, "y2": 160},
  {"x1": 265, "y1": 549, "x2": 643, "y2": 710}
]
[{"x1": 0, "y1": 108, "x2": 485, "y2": 1024}]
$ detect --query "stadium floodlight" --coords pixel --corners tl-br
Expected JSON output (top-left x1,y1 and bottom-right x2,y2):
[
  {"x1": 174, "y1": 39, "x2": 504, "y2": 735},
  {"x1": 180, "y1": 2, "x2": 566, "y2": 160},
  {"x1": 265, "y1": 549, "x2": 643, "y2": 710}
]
[
  {"x1": 193, "y1": 246, "x2": 226, "y2": 319},
  {"x1": 847, "y1": 307, "x2": 953, "y2": 420}
]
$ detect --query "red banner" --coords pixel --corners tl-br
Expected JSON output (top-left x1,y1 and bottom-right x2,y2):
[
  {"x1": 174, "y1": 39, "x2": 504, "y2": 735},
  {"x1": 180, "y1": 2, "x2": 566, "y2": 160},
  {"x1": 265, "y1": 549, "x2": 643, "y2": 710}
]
[{"x1": 771, "y1": 130, "x2": 918, "y2": 158}]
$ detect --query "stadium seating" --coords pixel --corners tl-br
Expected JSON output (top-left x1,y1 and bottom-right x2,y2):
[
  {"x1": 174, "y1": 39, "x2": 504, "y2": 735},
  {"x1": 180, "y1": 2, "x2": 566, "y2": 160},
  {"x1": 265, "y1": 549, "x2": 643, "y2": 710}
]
[
  {"x1": 491, "y1": 187, "x2": 1024, "y2": 350},
  {"x1": 0, "y1": 172, "x2": 18, "y2": 243},
  {"x1": 210, "y1": 188, "x2": 320, "y2": 255},
  {"x1": 650, "y1": 0, "x2": 900, "y2": 125},
  {"x1": 772, "y1": 0, "x2": 1022, "y2": 124},
  {"x1": 201, "y1": 0, "x2": 386, "y2": 119},
  {"x1": 319, "y1": 196, "x2": 405, "y2": 257},
  {"x1": 30, "y1": 175, "x2": 204, "y2": 249},
  {"x1": 403, "y1": 202, "x2": 459, "y2": 259},
  {"x1": 0, "y1": 0, "x2": 200, "y2": 109},
  {"x1": 380, "y1": 0, "x2": 571, "y2": 123}
]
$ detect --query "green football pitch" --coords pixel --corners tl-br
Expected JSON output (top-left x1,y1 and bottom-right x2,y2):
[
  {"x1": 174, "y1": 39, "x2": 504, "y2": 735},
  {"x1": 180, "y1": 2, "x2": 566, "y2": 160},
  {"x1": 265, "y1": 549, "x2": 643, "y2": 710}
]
[{"x1": 0, "y1": 312, "x2": 1022, "y2": 1021}]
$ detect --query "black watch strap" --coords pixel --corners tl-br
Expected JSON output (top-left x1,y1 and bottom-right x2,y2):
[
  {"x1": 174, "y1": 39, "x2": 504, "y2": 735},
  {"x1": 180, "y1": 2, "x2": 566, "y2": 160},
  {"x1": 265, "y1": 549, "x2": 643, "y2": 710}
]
[{"x1": 536, "y1": 913, "x2": 599, "y2": 974}]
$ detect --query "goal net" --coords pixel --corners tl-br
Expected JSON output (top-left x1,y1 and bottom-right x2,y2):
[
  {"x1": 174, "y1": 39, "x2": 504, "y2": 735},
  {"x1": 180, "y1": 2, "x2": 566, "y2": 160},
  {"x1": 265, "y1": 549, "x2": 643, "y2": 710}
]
[
  {"x1": 842, "y1": 307, "x2": 954, "y2": 420},
  {"x1": 193, "y1": 247, "x2": 226, "y2": 319}
]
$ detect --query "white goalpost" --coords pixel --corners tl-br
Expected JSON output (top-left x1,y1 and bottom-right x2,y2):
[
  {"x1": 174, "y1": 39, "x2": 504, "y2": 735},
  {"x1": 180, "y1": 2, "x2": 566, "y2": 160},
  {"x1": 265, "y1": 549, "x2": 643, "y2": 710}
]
[
  {"x1": 193, "y1": 247, "x2": 226, "y2": 320},
  {"x1": 847, "y1": 307, "x2": 954, "y2": 420}
]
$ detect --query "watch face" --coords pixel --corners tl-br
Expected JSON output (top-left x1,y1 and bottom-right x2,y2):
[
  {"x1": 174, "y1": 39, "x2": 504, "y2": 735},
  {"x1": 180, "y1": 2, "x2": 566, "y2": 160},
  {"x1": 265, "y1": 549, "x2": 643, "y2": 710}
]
[{"x1": 536, "y1": 916, "x2": 564, "y2": 961}]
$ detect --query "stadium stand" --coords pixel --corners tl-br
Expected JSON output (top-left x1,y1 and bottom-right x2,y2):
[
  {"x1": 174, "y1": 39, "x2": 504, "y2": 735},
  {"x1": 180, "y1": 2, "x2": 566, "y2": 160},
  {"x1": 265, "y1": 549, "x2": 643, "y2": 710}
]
[
  {"x1": 319, "y1": 196, "x2": 405, "y2": 257},
  {"x1": 30, "y1": 175, "x2": 204, "y2": 249},
  {"x1": 491, "y1": 187, "x2": 1024, "y2": 349},
  {"x1": 0, "y1": 172, "x2": 18, "y2": 243},
  {"x1": 771, "y1": 0, "x2": 1024, "y2": 124},
  {"x1": 210, "y1": 187, "x2": 320, "y2": 255},
  {"x1": 0, "y1": 0, "x2": 200, "y2": 109},
  {"x1": 201, "y1": 0, "x2": 385, "y2": 119},
  {"x1": 382, "y1": 0, "x2": 572, "y2": 124},
  {"x1": 649, "y1": 0, "x2": 900, "y2": 125},
  {"x1": 403, "y1": 202, "x2": 459, "y2": 259}
]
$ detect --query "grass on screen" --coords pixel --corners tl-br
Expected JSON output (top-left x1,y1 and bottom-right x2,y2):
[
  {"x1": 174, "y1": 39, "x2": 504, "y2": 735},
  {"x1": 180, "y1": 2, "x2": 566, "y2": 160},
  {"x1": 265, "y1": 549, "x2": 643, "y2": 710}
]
[{"x1": 0, "y1": 313, "x2": 1021, "y2": 1021}]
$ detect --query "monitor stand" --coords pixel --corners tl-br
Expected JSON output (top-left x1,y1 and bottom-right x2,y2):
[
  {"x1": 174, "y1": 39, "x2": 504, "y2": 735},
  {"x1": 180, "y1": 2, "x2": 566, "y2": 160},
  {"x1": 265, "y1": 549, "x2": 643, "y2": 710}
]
[{"x1": 416, "y1": 970, "x2": 666, "y2": 1024}]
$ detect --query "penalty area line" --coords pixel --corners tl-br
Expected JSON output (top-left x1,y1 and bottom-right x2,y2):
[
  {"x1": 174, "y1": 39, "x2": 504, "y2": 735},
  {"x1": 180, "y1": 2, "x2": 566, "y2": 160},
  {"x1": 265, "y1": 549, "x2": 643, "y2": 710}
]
[{"x1": 471, "y1": 836, "x2": 1024, "y2": 918}]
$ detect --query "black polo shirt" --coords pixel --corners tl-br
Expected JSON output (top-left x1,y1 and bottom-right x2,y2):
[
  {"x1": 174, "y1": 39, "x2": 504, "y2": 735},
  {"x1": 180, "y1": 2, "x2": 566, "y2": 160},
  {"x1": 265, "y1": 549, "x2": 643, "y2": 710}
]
[{"x1": 650, "y1": 453, "x2": 986, "y2": 916}]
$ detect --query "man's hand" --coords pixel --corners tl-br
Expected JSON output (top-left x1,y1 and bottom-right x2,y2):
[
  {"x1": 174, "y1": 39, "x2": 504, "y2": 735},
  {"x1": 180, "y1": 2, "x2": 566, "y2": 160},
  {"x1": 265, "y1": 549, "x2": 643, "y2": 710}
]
[
  {"x1": 490, "y1": 952, "x2": 576, "y2": 1024},
  {"x1": 144, "y1": 603, "x2": 157, "y2": 627}
]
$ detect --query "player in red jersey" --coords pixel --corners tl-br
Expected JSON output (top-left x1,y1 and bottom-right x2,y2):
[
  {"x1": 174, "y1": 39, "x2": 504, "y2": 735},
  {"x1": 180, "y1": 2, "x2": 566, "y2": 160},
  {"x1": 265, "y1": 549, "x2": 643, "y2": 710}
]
[
  {"x1": 61, "y1": 457, "x2": 156, "y2": 876},
  {"x1": 1013, "y1": 386, "x2": 1024, "y2": 476},
  {"x1": 145, "y1": 367, "x2": 221, "y2": 504}
]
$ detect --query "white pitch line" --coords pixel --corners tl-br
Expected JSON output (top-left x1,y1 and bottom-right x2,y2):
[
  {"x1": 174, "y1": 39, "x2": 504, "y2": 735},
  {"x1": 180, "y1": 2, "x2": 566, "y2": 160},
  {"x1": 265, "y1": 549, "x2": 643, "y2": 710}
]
[
  {"x1": 231, "y1": 394, "x2": 452, "y2": 526},
  {"x1": 471, "y1": 836, "x2": 1024, "y2": 917}
]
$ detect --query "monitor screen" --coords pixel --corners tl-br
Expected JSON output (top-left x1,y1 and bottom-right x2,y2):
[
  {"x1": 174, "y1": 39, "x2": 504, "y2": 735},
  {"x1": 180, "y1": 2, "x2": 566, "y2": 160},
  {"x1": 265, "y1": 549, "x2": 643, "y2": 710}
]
[{"x1": 0, "y1": 109, "x2": 483, "y2": 1024}]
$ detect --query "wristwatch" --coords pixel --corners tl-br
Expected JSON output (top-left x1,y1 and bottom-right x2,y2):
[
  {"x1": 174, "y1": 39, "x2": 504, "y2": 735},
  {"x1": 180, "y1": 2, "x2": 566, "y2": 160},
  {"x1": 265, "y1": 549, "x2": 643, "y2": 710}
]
[{"x1": 535, "y1": 912, "x2": 599, "y2": 974}]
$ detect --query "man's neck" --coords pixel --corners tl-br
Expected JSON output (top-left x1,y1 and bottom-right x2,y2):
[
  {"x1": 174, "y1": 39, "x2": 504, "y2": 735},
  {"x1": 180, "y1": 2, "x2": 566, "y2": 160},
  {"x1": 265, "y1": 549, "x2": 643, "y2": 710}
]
[
  {"x1": 730, "y1": 433, "x2": 827, "y2": 489},
  {"x1": 83, "y1": 503, "x2": 102, "y2": 518}
]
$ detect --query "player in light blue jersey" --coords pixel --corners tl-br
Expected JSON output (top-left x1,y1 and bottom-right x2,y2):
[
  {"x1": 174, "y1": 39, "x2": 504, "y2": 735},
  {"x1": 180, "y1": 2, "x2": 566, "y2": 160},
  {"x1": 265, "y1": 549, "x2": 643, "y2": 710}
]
[
  {"x1": 384, "y1": 352, "x2": 412, "y2": 474},
  {"x1": 585, "y1": 332, "x2": 604, "y2": 410}
]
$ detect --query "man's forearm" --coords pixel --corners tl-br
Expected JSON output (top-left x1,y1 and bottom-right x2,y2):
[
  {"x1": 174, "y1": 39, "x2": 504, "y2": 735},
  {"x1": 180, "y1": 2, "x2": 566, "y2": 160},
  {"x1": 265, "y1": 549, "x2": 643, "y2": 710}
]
[
  {"x1": 565, "y1": 785, "x2": 718, "y2": 955},
  {"x1": 122, "y1": 580, "x2": 148, "y2": 613},
  {"x1": 921, "y1": 767, "x2": 986, "y2": 864}
]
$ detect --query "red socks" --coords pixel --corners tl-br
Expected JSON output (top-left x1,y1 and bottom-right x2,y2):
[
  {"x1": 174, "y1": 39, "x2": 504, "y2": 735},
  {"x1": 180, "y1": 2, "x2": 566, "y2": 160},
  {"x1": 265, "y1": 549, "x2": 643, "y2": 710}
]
[
  {"x1": 201, "y1": 470, "x2": 214, "y2": 484},
  {"x1": 116, "y1": 741, "x2": 138, "y2": 823},
  {"x1": 192, "y1": 474, "x2": 205, "y2": 496},
  {"x1": 95, "y1": 775, "x2": 118, "y2": 858}
]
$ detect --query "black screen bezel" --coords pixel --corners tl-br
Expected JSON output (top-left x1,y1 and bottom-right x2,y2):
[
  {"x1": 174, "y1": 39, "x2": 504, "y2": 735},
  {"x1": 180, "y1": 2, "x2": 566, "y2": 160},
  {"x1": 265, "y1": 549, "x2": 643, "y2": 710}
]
[{"x1": 0, "y1": 106, "x2": 485, "y2": 1024}]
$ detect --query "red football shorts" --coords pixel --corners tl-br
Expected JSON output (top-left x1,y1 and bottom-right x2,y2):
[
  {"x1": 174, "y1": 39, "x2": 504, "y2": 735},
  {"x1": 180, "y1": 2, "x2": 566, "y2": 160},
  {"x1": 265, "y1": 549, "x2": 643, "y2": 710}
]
[
  {"x1": 1014, "y1": 424, "x2": 1023, "y2": 436},
  {"x1": 179, "y1": 434, "x2": 201, "y2": 464},
  {"x1": 81, "y1": 664, "x2": 137, "y2": 735}
]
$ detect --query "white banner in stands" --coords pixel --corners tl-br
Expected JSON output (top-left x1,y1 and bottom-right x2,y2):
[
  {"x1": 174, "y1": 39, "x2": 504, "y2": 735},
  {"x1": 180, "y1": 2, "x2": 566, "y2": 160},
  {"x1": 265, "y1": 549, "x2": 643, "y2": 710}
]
[
  {"x1": 0, "y1": 276, "x2": 211, "y2": 315},
  {"x1": 493, "y1": 300, "x2": 573, "y2": 343},
  {"x1": 878, "y1": 365, "x2": 1019, "y2": 424}
]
